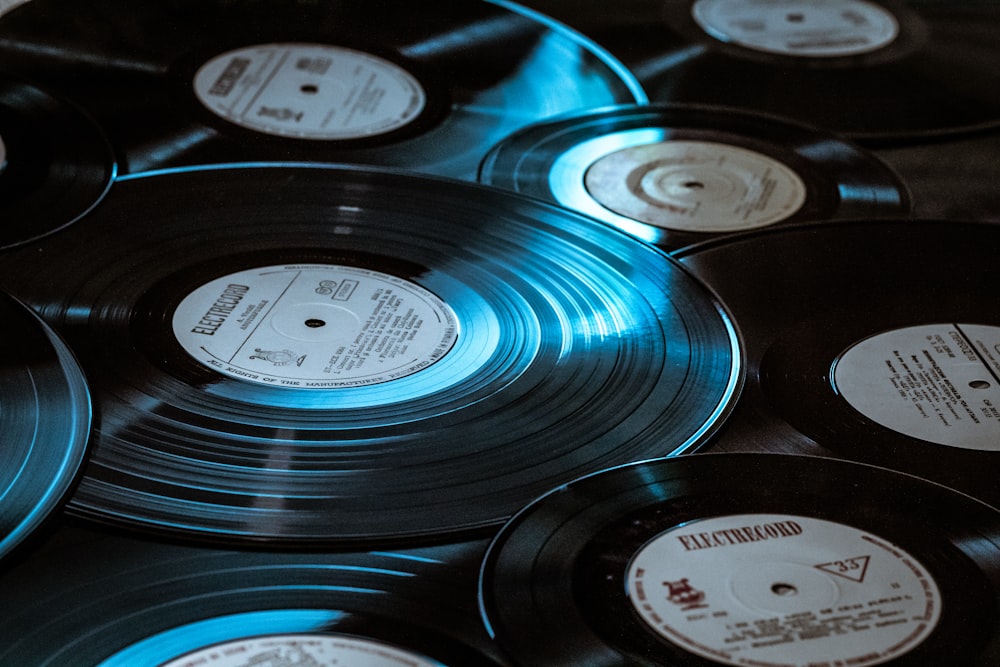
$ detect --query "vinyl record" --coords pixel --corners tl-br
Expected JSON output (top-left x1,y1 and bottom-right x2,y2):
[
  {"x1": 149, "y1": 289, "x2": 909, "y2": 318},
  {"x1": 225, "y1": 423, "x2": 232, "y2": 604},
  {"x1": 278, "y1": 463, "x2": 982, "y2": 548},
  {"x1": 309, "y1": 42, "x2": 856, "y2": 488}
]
[
  {"x1": 480, "y1": 453, "x2": 1000, "y2": 666},
  {"x1": 0, "y1": 522, "x2": 505, "y2": 666},
  {"x1": 672, "y1": 219, "x2": 1000, "y2": 508},
  {"x1": 0, "y1": 0, "x2": 644, "y2": 179},
  {"x1": 0, "y1": 164, "x2": 740, "y2": 546},
  {"x1": 523, "y1": 0, "x2": 1000, "y2": 142},
  {"x1": 0, "y1": 75, "x2": 115, "y2": 249},
  {"x1": 478, "y1": 103, "x2": 910, "y2": 249},
  {"x1": 0, "y1": 291, "x2": 90, "y2": 563}
]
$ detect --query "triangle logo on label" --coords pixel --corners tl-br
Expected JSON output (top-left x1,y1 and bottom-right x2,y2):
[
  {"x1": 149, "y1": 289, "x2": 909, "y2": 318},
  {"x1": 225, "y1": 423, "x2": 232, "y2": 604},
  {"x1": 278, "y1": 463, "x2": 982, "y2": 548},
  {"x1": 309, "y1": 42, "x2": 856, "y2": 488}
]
[{"x1": 815, "y1": 555, "x2": 871, "y2": 583}]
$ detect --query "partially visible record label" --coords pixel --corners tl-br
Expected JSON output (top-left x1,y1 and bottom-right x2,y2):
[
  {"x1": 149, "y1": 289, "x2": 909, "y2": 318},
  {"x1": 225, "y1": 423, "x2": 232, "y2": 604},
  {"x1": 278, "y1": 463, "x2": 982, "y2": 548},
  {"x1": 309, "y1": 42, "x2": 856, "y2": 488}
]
[
  {"x1": 626, "y1": 513, "x2": 940, "y2": 666},
  {"x1": 692, "y1": 0, "x2": 899, "y2": 57},
  {"x1": 0, "y1": 134, "x2": 5, "y2": 172},
  {"x1": 159, "y1": 634, "x2": 442, "y2": 667},
  {"x1": 583, "y1": 140, "x2": 806, "y2": 231},
  {"x1": 172, "y1": 264, "x2": 458, "y2": 388},
  {"x1": 834, "y1": 324, "x2": 1000, "y2": 450},
  {"x1": 193, "y1": 43, "x2": 426, "y2": 140}
]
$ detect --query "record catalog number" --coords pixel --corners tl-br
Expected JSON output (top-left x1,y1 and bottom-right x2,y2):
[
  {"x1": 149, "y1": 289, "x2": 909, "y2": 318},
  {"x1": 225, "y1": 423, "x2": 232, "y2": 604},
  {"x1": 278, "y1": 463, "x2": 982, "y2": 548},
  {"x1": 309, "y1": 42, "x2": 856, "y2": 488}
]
[{"x1": 172, "y1": 264, "x2": 458, "y2": 388}]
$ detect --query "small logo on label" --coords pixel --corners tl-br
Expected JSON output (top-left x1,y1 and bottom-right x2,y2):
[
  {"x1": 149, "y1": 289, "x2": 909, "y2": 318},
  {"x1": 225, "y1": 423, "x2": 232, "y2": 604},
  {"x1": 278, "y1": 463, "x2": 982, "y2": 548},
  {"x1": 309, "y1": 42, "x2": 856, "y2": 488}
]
[
  {"x1": 663, "y1": 578, "x2": 709, "y2": 610},
  {"x1": 208, "y1": 57, "x2": 250, "y2": 96},
  {"x1": 257, "y1": 106, "x2": 304, "y2": 123},
  {"x1": 815, "y1": 555, "x2": 871, "y2": 583},
  {"x1": 251, "y1": 348, "x2": 306, "y2": 367}
]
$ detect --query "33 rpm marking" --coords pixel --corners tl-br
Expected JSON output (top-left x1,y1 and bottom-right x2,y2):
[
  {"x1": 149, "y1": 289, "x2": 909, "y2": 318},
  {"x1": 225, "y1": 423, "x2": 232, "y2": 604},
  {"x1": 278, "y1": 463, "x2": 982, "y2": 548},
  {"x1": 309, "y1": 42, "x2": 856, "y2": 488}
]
[
  {"x1": 834, "y1": 324, "x2": 1000, "y2": 450},
  {"x1": 157, "y1": 634, "x2": 443, "y2": 667},
  {"x1": 172, "y1": 264, "x2": 458, "y2": 388},
  {"x1": 627, "y1": 513, "x2": 940, "y2": 667},
  {"x1": 692, "y1": 0, "x2": 899, "y2": 57},
  {"x1": 193, "y1": 43, "x2": 426, "y2": 140},
  {"x1": 582, "y1": 139, "x2": 806, "y2": 232}
]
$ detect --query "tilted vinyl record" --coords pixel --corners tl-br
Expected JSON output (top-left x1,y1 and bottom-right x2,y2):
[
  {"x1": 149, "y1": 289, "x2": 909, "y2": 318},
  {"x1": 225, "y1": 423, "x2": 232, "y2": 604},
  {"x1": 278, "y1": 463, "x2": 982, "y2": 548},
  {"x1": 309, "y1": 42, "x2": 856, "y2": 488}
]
[
  {"x1": 480, "y1": 453, "x2": 1000, "y2": 666},
  {"x1": 0, "y1": 0, "x2": 643, "y2": 179},
  {"x1": 526, "y1": 0, "x2": 1000, "y2": 141},
  {"x1": 0, "y1": 164, "x2": 740, "y2": 546},
  {"x1": 0, "y1": 522, "x2": 505, "y2": 666},
  {"x1": 0, "y1": 75, "x2": 115, "y2": 249},
  {"x1": 478, "y1": 103, "x2": 910, "y2": 249},
  {"x1": 673, "y1": 219, "x2": 1000, "y2": 508},
  {"x1": 0, "y1": 291, "x2": 91, "y2": 564}
]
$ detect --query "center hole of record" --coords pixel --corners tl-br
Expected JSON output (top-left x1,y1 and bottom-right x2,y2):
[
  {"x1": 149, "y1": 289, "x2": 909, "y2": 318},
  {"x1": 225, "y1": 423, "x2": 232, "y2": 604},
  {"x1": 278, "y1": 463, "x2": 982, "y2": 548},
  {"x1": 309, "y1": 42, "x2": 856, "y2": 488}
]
[
  {"x1": 786, "y1": 13, "x2": 805, "y2": 23},
  {"x1": 300, "y1": 83, "x2": 319, "y2": 95},
  {"x1": 304, "y1": 318, "x2": 326, "y2": 328},
  {"x1": 683, "y1": 180, "x2": 706, "y2": 190},
  {"x1": 771, "y1": 582, "x2": 798, "y2": 596},
  {"x1": 970, "y1": 379, "x2": 991, "y2": 390}
]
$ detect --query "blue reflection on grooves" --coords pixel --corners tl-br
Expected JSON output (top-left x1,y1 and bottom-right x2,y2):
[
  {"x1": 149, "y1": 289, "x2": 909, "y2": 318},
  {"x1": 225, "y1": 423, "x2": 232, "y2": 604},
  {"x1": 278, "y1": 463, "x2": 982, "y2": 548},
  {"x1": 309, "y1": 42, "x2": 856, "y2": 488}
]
[
  {"x1": 97, "y1": 609, "x2": 345, "y2": 666},
  {"x1": 633, "y1": 45, "x2": 708, "y2": 80},
  {"x1": 487, "y1": 0, "x2": 647, "y2": 103},
  {"x1": 117, "y1": 160, "x2": 339, "y2": 181}
]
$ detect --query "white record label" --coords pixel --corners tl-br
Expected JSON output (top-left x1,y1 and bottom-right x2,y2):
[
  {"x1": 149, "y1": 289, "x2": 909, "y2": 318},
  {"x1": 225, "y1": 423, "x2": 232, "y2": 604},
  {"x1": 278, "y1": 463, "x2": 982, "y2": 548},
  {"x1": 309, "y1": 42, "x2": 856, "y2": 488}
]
[
  {"x1": 193, "y1": 43, "x2": 426, "y2": 140},
  {"x1": 692, "y1": 0, "x2": 899, "y2": 57},
  {"x1": 172, "y1": 264, "x2": 458, "y2": 388},
  {"x1": 627, "y1": 513, "x2": 940, "y2": 667},
  {"x1": 583, "y1": 140, "x2": 806, "y2": 232},
  {"x1": 834, "y1": 324, "x2": 1000, "y2": 450},
  {"x1": 159, "y1": 634, "x2": 442, "y2": 667}
]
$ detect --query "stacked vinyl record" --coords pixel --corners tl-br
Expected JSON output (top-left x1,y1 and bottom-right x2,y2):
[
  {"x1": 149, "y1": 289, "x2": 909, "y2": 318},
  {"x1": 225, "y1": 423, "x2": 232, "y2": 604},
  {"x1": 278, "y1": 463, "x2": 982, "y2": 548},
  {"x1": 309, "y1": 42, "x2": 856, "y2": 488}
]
[
  {"x1": 0, "y1": 523, "x2": 505, "y2": 666},
  {"x1": 675, "y1": 219, "x2": 1000, "y2": 508},
  {"x1": 480, "y1": 454, "x2": 1000, "y2": 666},
  {"x1": 0, "y1": 292, "x2": 90, "y2": 563},
  {"x1": 478, "y1": 103, "x2": 910, "y2": 249},
  {"x1": 0, "y1": 76, "x2": 115, "y2": 249},
  {"x1": 0, "y1": 164, "x2": 740, "y2": 546},
  {"x1": 0, "y1": 0, "x2": 643, "y2": 177},
  {"x1": 526, "y1": 0, "x2": 1000, "y2": 141}
]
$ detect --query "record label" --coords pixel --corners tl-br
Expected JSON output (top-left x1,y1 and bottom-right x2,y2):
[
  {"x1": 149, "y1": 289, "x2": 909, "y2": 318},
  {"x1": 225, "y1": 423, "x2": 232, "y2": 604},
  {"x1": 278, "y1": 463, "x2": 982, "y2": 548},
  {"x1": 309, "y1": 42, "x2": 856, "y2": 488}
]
[
  {"x1": 193, "y1": 43, "x2": 426, "y2": 140},
  {"x1": 158, "y1": 634, "x2": 443, "y2": 667},
  {"x1": 691, "y1": 0, "x2": 899, "y2": 57},
  {"x1": 627, "y1": 513, "x2": 941, "y2": 667},
  {"x1": 0, "y1": 134, "x2": 6, "y2": 169},
  {"x1": 172, "y1": 264, "x2": 459, "y2": 388},
  {"x1": 581, "y1": 138, "x2": 807, "y2": 232},
  {"x1": 834, "y1": 324, "x2": 1000, "y2": 451}
]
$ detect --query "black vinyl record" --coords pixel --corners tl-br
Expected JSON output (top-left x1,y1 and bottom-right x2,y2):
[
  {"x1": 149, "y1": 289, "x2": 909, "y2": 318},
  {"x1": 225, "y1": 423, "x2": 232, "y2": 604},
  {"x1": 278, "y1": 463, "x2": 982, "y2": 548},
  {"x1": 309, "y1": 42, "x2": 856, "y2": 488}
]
[
  {"x1": 0, "y1": 521, "x2": 505, "y2": 666},
  {"x1": 480, "y1": 453, "x2": 1000, "y2": 666},
  {"x1": 0, "y1": 164, "x2": 741, "y2": 546},
  {"x1": 523, "y1": 0, "x2": 1000, "y2": 142},
  {"x1": 0, "y1": 291, "x2": 90, "y2": 563},
  {"x1": 672, "y1": 219, "x2": 1000, "y2": 508},
  {"x1": 478, "y1": 103, "x2": 910, "y2": 250},
  {"x1": 0, "y1": 75, "x2": 115, "y2": 249},
  {"x1": 0, "y1": 0, "x2": 643, "y2": 178}
]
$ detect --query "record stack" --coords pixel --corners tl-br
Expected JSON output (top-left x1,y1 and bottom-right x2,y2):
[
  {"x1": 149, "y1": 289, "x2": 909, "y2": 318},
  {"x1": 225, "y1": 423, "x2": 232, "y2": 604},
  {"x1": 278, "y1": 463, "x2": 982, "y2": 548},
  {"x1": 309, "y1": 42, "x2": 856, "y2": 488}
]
[{"x1": 0, "y1": 1, "x2": 998, "y2": 665}]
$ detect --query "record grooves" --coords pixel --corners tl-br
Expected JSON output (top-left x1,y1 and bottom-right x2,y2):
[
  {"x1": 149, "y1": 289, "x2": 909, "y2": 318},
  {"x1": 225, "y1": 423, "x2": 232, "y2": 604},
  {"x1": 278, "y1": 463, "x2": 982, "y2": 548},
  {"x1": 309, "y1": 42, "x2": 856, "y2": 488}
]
[
  {"x1": 0, "y1": 164, "x2": 741, "y2": 546},
  {"x1": 0, "y1": 292, "x2": 91, "y2": 564},
  {"x1": 0, "y1": 76, "x2": 115, "y2": 249},
  {"x1": 0, "y1": 523, "x2": 504, "y2": 666},
  {"x1": 0, "y1": 0, "x2": 644, "y2": 178},
  {"x1": 479, "y1": 454, "x2": 1000, "y2": 666},
  {"x1": 478, "y1": 103, "x2": 909, "y2": 249}
]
